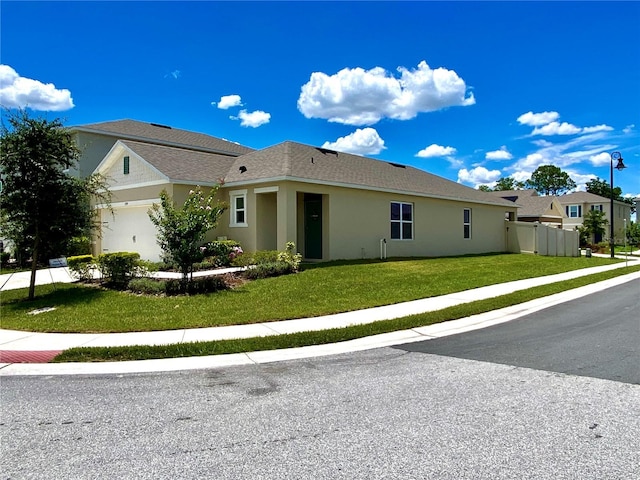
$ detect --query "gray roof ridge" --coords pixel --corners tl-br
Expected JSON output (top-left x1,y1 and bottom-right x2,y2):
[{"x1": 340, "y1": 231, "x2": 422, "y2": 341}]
[{"x1": 72, "y1": 119, "x2": 253, "y2": 157}]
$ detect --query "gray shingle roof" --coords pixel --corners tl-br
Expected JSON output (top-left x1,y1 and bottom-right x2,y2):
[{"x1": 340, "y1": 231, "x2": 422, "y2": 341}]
[
  {"x1": 224, "y1": 141, "x2": 516, "y2": 207},
  {"x1": 484, "y1": 189, "x2": 566, "y2": 217},
  {"x1": 74, "y1": 119, "x2": 254, "y2": 156},
  {"x1": 555, "y1": 191, "x2": 611, "y2": 204},
  {"x1": 121, "y1": 140, "x2": 234, "y2": 184}
]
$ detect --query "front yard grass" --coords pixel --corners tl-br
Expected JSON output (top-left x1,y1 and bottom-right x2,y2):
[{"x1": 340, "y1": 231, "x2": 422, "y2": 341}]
[{"x1": 0, "y1": 254, "x2": 623, "y2": 333}]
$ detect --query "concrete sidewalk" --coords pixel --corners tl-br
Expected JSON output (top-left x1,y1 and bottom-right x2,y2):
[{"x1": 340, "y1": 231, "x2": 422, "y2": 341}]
[
  {"x1": 1, "y1": 258, "x2": 639, "y2": 376},
  {"x1": 0, "y1": 265, "x2": 244, "y2": 291}
]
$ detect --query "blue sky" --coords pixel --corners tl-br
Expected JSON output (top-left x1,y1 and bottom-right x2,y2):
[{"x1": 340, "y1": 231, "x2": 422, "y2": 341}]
[{"x1": 1, "y1": 1, "x2": 639, "y2": 200}]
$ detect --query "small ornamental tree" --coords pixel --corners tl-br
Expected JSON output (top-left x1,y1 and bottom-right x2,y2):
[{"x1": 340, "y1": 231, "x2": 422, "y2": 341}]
[
  {"x1": 148, "y1": 186, "x2": 226, "y2": 284},
  {"x1": 581, "y1": 209, "x2": 608, "y2": 244},
  {"x1": 0, "y1": 110, "x2": 111, "y2": 300}
]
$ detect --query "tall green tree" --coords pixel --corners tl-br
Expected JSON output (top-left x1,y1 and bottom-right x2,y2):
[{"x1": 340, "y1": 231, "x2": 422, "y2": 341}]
[
  {"x1": 525, "y1": 165, "x2": 576, "y2": 196},
  {"x1": 0, "y1": 110, "x2": 111, "y2": 300},
  {"x1": 494, "y1": 176, "x2": 525, "y2": 191},
  {"x1": 585, "y1": 177, "x2": 621, "y2": 200},
  {"x1": 148, "y1": 186, "x2": 226, "y2": 284}
]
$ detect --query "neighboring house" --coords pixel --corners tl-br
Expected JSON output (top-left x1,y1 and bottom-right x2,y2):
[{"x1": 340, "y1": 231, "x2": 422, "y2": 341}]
[
  {"x1": 89, "y1": 122, "x2": 518, "y2": 262},
  {"x1": 556, "y1": 191, "x2": 632, "y2": 243},
  {"x1": 484, "y1": 190, "x2": 566, "y2": 226}
]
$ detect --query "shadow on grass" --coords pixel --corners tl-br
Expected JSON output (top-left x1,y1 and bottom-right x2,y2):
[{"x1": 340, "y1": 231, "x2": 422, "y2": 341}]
[{"x1": 0, "y1": 283, "x2": 108, "y2": 313}]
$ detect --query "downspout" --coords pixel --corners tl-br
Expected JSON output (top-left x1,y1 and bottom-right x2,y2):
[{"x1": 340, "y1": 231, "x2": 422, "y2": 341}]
[{"x1": 380, "y1": 238, "x2": 387, "y2": 260}]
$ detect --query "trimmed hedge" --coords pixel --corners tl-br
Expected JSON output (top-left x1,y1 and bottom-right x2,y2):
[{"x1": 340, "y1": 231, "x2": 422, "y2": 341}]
[
  {"x1": 97, "y1": 252, "x2": 144, "y2": 289},
  {"x1": 67, "y1": 255, "x2": 96, "y2": 281},
  {"x1": 128, "y1": 275, "x2": 229, "y2": 296}
]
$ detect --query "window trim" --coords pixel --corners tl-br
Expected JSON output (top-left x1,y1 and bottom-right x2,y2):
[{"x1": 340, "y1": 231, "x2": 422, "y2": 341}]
[
  {"x1": 566, "y1": 205, "x2": 582, "y2": 218},
  {"x1": 390, "y1": 201, "x2": 413, "y2": 240},
  {"x1": 463, "y1": 208, "x2": 472, "y2": 239},
  {"x1": 229, "y1": 189, "x2": 248, "y2": 228}
]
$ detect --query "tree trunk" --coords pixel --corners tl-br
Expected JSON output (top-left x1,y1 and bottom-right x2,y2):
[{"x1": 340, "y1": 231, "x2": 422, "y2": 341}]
[{"x1": 28, "y1": 230, "x2": 40, "y2": 301}]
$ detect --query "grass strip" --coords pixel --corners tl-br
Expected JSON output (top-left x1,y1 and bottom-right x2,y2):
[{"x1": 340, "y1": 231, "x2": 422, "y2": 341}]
[{"x1": 53, "y1": 264, "x2": 640, "y2": 363}]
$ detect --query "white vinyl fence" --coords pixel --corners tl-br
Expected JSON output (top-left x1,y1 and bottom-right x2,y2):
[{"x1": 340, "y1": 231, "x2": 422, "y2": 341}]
[{"x1": 506, "y1": 221, "x2": 579, "y2": 257}]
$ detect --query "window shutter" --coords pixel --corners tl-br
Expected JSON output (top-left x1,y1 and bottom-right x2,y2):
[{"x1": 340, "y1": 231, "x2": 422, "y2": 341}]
[{"x1": 124, "y1": 156, "x2": 130, "y2": 175}]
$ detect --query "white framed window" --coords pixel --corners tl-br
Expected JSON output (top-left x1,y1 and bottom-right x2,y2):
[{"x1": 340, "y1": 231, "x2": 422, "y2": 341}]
[
  {"x1": 390, "y1": 202, "x2": 413, "y2": 240},
  {"x1": 590, "y1": 204, "x2": 603, "y2": 212},
  {"x1": 463, "y1": 208, "x2": 471, "y2": 239},
  {"x1": 230, "y1": 190, "x2": 247, "y2": 227},
  {"x1": 566, "y1": 205, "x2": 582, "y2": 218}
]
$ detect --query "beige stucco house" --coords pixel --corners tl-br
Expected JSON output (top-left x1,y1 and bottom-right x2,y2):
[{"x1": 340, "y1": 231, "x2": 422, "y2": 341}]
[
  {"x1": 555, "y1": 191, "x2": 632, "y2": 243},
  {"x1": 485, "y1": 190, "x2": 567, "y2": 226},
  {"x1": 82, "y1": 120, "x2": 519, "y2": 262}
]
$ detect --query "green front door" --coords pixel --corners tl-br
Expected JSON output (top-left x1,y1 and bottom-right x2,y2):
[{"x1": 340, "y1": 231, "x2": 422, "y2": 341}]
[{"x1": 304, "y1": 193, "x2": 322, "y2": 259}]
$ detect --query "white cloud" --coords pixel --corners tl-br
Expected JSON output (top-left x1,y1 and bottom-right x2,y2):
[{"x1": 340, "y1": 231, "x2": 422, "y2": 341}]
[
  {"x1": 589, "y1": 152, "x2": 612, "y2": 166},
  {"x1": 415, "y1": 144, "x2": 457, "y2": 158},
  {"x1": 231, "y1": 109, "x2": 271, "y2": 128},
  {"x1": 457, "y1": 166, "x2": 501, "y2": 187},
  {"x1": 511, "y1": 170, "x2": 532, "y2": 183},
  {"x1": 531, "y1": 121, "x2": 581, "y2": 136},
  {"x1": 321, "y1": 128, "x2": 386, "y2": 155},
  {"x1": 165, "y1": 70, "x2": 181, "y2": 80},
  {"x1": 566, "y1": 170, "x2": 596, "y2": 191},
  {"x1": 214, "y1": 94, "x2": 243, "y2": 110},
  {"x1": 517, "y1": 111, "x2": 559, "y2": 127},
  {"x1": 0, "y1": 64, "x2": 73, "y2": 111},
  {"x1": 581, "y1": 124, "x2": 614, "y2": 134},
  {"x1": 297, "y1": 60, "x2": 475, "y2": 126},
  {"x1": 623, "y1": 124, "x2": 635, "y2": 134},
  {"x1": 485, "y1": 146, "x2": 513, "y2": 160}
]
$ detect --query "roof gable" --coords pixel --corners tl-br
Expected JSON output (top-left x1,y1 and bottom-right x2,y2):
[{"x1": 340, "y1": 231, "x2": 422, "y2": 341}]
[{"x1": 118, "y1": 140, "x2": 235, "y2": 185}]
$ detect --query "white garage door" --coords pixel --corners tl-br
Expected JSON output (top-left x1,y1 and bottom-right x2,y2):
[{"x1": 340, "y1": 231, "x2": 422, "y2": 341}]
[{"x1": 100, "y1": 206, "x2": 161, "y2": 262}]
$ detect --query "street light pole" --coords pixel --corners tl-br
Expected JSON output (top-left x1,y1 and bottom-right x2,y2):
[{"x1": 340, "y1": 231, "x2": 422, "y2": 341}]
[{"x1": 610, "y1": 152, "x2": 626, "y2": 259}]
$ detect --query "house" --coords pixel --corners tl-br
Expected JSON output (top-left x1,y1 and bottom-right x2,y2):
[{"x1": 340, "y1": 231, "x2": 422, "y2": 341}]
[
  {"x1": 484, "y1": 190, "x2": 566, "y2": 226},
  {"x1": 87, "y1": 121, "x2": 518, "y2": 262},
  {"x1": 555, "y1": 191, "x2": 632, "y2": 243}
]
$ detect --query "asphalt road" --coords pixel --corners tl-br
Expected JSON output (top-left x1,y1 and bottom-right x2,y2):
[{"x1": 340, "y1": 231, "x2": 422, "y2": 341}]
[
  {"x1": 395, "y1": 278, "x2": 640, "y2": 385},
  {"x1": 2, "y1": 280, "x2": 639, "y2": 479}
]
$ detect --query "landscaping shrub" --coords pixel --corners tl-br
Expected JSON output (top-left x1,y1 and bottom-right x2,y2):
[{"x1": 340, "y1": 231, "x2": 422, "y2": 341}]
[
  {"x1": 67, "y1": 236, "x2": 92, "y2": 256},
  {"x1": 200, "y1": 240, "x2": 243, "y2": 267},
  {"x1": 0, "y1": 251, "x2": 10, "y2": 268},
  {"x1": 241, "y1": 242, "x2": 303, "y2": 279},
  {"x1": 128, "y1": 277, "x2": 166, "y2": 295},
  {"x1": 244, "y1": 261, "x2": 295, "y2": 280},
  {"x1": 232, "y1": 249, "x2": 279, "y2": 267},
  {"x1": 164, "y1": 275, "x2": 229, "y2": 295},
  {"x1": 67, "y1": 254, "x2": 96, "y2": 281},
  {"x1": 97, "y1": 252, "x2": 148, "y2": 289}
]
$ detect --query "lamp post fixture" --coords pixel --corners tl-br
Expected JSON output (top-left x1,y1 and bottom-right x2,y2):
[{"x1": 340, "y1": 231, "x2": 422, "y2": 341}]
[{"x1": 610, "y1": 151, "x2": 626, "y2": 259}]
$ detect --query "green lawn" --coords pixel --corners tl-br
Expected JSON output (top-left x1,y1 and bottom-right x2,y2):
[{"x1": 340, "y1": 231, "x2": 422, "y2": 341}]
[{"x1": 0, "y1": 254, "x2": 623, "y2": 333}]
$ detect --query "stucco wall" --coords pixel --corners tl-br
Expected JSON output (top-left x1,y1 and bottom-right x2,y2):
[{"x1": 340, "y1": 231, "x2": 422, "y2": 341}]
[
  {"x1": 74, "y1": 132, "x2": 117, "y2": 178},
  {"x1": 218, "y1": 180, "x2": 516, "y2": 260}
]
